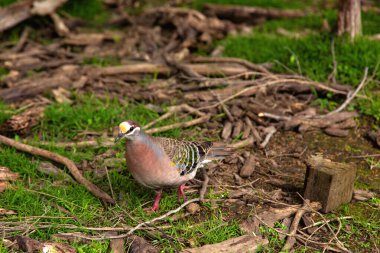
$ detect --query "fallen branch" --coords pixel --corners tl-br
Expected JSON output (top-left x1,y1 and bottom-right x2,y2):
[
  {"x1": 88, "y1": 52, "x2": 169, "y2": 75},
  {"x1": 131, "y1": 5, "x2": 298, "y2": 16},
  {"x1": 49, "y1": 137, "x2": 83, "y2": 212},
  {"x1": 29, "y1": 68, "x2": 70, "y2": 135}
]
[
  {"x1": 324, "y1": 67, "x2": 368, "y2": 117},
  {"x1": 127, "y1": 198, "x2": 200, "y2": 235},
  {"x1": 281, "y1": 199, "x2": 310, "y2": 251},
  {"x1": 145, "y1": 115, "x2": 210, "y2": 135},
  {"x1": 96, "y1": 63, "x2": 249, "y2": 77},
  {"x1": 0, "y1": 135, "x2": 115, "y2": 204}
]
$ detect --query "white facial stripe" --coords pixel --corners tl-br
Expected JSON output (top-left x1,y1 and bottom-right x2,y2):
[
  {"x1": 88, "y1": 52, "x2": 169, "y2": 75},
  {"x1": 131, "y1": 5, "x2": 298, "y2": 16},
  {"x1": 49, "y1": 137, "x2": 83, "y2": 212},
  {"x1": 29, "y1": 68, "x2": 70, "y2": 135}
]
[{"x1": 126, "y1": 126, "x2": 140, "y2": 136}]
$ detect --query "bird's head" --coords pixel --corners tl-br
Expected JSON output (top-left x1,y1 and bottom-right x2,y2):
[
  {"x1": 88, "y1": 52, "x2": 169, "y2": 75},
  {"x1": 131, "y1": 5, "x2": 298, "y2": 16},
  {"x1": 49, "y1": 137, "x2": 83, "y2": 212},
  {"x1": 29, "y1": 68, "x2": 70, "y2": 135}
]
[{"x1": 114, "y1": 120, "x2": 141, "y2": 142}]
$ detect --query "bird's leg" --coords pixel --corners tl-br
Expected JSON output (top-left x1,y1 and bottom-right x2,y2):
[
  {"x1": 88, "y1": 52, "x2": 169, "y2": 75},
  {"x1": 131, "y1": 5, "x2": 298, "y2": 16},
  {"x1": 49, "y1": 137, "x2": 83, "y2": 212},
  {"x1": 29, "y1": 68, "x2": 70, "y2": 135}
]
[
  {"x1": 152, "y1": 190, "x2": 162, "y2": 212},
  {"x1": 177, "y1": 183, "x2": 187, "y2": 203}
]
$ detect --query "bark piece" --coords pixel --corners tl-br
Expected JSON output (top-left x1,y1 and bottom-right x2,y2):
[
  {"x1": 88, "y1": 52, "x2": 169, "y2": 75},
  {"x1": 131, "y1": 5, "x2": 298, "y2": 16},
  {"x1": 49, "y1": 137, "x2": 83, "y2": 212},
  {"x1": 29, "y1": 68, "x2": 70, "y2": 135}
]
[
  {"x1": 126, "y1": 235, "x2": 158, "y2": 253},
  {"x1": 0, "y1": 167, "x2": 19, "y2": 181},
  {"x1": 221, "y1": 121, "x2": 232, "y2": 140},
  {"x1": 239, "y1": 154, "x2": 255, "y2": 178},
  {"x1": 231, "y1": 120, "x2": 243, "y2": 138},
  {"x1": 324, "y1": 127, "x2": 349, "y2": 137},
  {"x1": 368, "y1": 130, "x2": 380, "y2": 147},
  {"x1": 16, "y1": 236, "x2": 76, "y2": 253},
  {"x1": 0, "y1": 106, "x2": 45, "y2": 135},
  {"x1": 181, "y1": 235, "x2": 268, "y2": 253},
  {"x1": 304, "y1": 155, "x2": 357, "y2": 213}
]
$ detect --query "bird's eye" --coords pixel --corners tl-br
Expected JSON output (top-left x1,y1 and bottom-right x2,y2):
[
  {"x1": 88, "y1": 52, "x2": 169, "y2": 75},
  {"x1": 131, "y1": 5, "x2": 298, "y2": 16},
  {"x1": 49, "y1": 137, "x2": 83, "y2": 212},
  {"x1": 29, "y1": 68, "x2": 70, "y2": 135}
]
[{"x1": 129, "y1": 126, "x2": 135, "y2": 132}]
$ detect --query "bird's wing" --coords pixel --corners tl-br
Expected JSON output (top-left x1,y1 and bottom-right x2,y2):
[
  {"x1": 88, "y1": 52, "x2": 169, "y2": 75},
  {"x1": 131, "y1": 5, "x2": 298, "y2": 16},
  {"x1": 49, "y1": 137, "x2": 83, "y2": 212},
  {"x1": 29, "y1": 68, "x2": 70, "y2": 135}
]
[{"x1": 153, "y1": 137, "x2": 213, "y2": 176}]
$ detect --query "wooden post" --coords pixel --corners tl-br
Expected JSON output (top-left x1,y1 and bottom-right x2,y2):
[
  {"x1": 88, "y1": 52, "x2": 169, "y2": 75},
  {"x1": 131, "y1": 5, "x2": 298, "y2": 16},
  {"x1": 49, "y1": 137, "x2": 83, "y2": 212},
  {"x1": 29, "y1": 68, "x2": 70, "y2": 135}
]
[
  {"x1": 304, "y1": 155, "x2": 357, "y2": 213},
  {"x1": 337, "y1": 0, "x2": 362, "y2": 40}
]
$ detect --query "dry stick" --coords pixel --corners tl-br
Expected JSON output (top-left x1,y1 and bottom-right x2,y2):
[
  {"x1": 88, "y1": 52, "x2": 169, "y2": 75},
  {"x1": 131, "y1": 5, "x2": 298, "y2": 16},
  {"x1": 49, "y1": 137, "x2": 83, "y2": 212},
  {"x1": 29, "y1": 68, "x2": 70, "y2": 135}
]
[
  {"x1": 325, "y1": 67, "x2": 369, "y2": 116},
  {"x1": 39, "y1": 139, "x2": 114, "y2": 148},
  {"x1": 212, "y1": 90, "x2": 234, "y2": 122},
  {"x1": 301, "y1": 216, "x2": 352, "y2": 230},
  {"x1": 298, "y1": 193, "x2": 351, "y2": 253},
  {"x1": 281, "y1": 199, "x2": 310, "y2": 252},
  {"x1": 127, "y1": 198, "x2": 200, "y2": 236},
  {"x1": 260, "y1": 127, "x2": 277, "y2": 148},
  {"x1": 0, "y1": 135, "x2": 115, "y2": 204},
  {"x1": 145, "y1": 115, "x2": 210, "y2": 135},
  {"x1": 199, "y1": 167, "x2": 209, "y2": 202},
  {"x1": 200, "y1": 78, "x2": 346, "y2": 110},
  {"x1": 258, "y1": 112, "x2": 291, "y2": 121},
  {"x1": 328, "y1": 38, "x2": 337, "y2": 84}
]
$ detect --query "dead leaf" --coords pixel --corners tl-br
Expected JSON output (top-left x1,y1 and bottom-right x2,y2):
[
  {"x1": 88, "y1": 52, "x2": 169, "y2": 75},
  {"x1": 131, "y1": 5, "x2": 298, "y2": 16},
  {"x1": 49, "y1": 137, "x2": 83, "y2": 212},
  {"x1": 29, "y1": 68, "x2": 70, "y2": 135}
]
[
  {"x1": 0, "y1": 166, "x2": 19, "y2": 181},
  {"x1": 0, "y1": 208, "x2": 16, "y2": 215},
  {"x1": 52, "y1": 87, "x2": 72, "y2": 104}
]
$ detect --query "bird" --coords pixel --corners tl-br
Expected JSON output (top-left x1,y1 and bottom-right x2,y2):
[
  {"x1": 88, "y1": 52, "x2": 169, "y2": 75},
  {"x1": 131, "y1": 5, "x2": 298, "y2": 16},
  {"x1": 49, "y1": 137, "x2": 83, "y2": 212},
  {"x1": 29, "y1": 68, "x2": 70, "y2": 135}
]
[{"x1": 115, "y1": 120, "x2": 231, "y2": 212}]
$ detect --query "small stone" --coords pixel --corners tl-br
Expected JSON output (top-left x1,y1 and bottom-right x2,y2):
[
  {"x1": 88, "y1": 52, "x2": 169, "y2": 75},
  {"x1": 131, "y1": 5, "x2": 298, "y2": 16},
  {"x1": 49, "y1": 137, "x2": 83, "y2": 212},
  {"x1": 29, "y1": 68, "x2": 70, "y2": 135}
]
[{"x1": 186, "y1": 203, "x2": 200, "y2": 214}]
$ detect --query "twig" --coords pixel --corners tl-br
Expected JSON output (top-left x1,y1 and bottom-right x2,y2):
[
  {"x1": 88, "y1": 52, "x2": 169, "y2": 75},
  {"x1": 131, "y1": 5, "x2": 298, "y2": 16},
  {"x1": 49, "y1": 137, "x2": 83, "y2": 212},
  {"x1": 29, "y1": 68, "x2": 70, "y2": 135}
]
[
  {"x1": 0, "y1": 135, "x2": 115, "y2": 204},
  {"x1": 281, "y1": 199, "x2": 310, "y2": 251},
  {"x1": 11, "y1": 26, "x2": 30, "y2": 52},
  {"x1": 38, "y1": 139, "x2": 114, "y2": 148},
  {"x1": 258, "y1": 112, "x2": 291, "y2": 121},
  {"x1": 348, "y1": 154, "x2": 380, "y2": 158},
  {"x1": 325, "y1": 67, "x2": 369, "y2": 116},
  {"x1": 145, "y1": 115, "x2": 210, "y2": 134},
  {"x1": 127, "y1": 198, "x2": 200, "y2": 235},
  {"x1": 228, "y1": 136, "x2": 254, "y2": 149},
  {"x1": 105, "y1": 167, "x2": 115, "y2": 201},
  {"x1": 260, "y1": 126, "x2": 277, "y2": 148},
  {"x1": 328, "y1": 38, "x2": 337, "y2": 84},
  {"x1": 212, "y1": 91, "x2": 234, "y2": 122},
  {"x1": 199, "y1": 167, "x2": 209, "y2": 202},
  {"x1": 298, "y1": 193, "x2": 351, "y2": 253},
  {"x1": 301, "y1": 216, "x2": 352, "y2": 230}
]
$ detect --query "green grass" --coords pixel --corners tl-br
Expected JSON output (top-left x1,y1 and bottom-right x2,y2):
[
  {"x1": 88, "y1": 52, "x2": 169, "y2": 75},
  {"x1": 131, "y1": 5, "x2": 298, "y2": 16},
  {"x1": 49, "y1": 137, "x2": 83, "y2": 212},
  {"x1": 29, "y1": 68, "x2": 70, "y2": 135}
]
[
  {"x1": 0, "y1": 0, "x2": 17, "y2": 7},
  {"x1": 216, "y1": 8, "x2": 380, "y2": 121},
  {"x1": 83, "y1": 56, "x2": 121, "y2": 67},
  {"x1": 61, "y1": 0, "x2": 110, "y2": 25}
]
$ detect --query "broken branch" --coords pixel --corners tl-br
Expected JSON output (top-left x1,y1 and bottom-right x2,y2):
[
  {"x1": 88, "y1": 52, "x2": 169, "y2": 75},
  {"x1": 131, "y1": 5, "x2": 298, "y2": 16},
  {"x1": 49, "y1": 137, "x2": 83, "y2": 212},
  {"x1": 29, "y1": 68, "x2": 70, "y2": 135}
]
[{"x1": 0, "y1": 135, "x2": 115, "y2": 204}]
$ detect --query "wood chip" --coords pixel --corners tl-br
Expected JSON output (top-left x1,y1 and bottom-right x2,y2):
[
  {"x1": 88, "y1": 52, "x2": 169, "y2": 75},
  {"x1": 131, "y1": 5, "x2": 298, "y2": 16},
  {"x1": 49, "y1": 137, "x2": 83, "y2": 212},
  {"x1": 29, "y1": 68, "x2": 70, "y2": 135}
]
[
  {"x1": 239, "y1": 154, "x2": 255, "y2": 178},
  {"x1": 231, "y1": 120, "x2": 243, "y2": 138},
  {"x1": 221, "y1": 121, "x2": 232, "y2": 140},
  {"x1": 324, "y1": 127, "x2": 349, "y2": 137}
]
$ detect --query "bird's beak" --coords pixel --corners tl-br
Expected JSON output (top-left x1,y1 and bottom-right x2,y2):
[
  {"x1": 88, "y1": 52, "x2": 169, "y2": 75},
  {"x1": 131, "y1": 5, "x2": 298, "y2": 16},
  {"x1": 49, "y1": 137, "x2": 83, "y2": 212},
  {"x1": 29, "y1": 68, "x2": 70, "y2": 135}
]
[{"x1": 114, "y1": 133, "x2": 125, "y2": 143}]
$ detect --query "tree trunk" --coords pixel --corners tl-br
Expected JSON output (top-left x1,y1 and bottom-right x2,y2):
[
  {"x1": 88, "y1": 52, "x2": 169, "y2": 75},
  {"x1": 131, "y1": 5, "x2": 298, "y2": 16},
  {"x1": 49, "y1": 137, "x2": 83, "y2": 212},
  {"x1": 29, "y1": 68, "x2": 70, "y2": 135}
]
[{"x1": 337, "y1": 0, "x2": 362, "y2": 40}]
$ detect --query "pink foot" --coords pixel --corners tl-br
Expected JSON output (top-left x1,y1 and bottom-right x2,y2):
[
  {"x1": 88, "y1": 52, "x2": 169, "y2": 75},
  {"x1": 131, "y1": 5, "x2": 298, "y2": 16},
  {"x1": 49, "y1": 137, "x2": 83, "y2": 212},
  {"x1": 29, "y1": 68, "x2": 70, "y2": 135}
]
[
  {"x1": 177, "y1": 184, "x2": 187, "y2": 203},
  {"x1": 151, "y1": 191, "x2": 162, "y2": 212}
]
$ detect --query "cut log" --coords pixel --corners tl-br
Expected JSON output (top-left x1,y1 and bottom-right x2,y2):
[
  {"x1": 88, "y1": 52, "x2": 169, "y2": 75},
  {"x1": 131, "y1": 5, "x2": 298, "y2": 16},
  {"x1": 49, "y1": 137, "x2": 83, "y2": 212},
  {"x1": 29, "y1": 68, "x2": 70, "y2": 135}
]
[
  {"x1": 304, "y1": 155, "x2": 357, "y2": 213},
  {"x1": 337, "y1": 0, "x2": 362, "y2": 40}
]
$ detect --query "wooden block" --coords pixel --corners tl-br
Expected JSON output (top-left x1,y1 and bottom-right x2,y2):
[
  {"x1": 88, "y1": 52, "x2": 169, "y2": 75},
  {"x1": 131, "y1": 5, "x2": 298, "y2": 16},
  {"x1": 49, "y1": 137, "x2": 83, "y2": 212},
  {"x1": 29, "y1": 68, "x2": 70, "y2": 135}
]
[{"x1": 304, "y1": 155, "x2": 357, "y2": 213}]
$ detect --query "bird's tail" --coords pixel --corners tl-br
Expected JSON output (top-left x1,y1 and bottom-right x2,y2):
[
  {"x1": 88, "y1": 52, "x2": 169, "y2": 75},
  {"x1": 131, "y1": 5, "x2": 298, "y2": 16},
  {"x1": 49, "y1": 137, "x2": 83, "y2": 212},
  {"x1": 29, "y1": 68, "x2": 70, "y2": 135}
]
[{"x1": 206, "y1": 143, "x2": 234, "y2": 160}]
